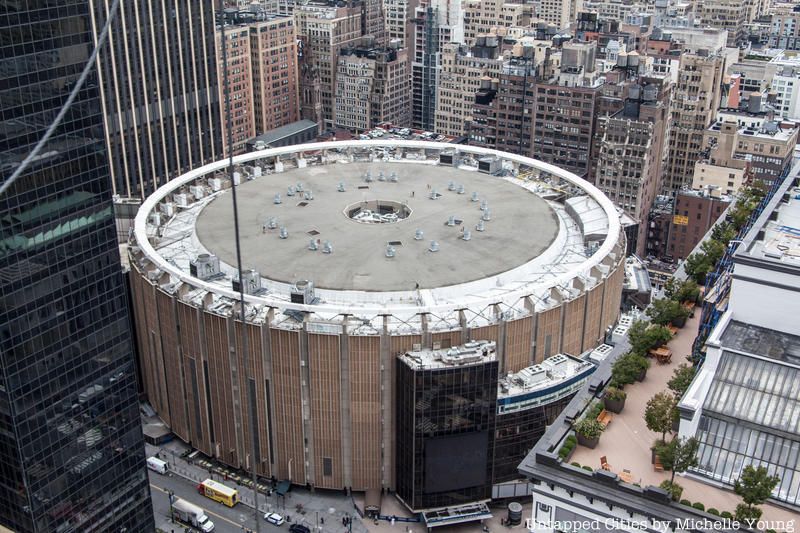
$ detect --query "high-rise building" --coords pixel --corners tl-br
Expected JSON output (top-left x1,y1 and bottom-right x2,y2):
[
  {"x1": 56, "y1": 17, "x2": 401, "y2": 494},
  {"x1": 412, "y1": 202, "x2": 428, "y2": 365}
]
[
  {"x1": 362, "y1": 0, "x2": 386, "y2": 43},
  {"x1": 217, "y1": 25, "x2": 256, "y2": 155},
  {"x1": 249, "y1": 15, "x2": 301, "y2": 135},
  {"x1": 696, "y1": 0, "x2": 749, "y2": 47},
  {"x1": 667, "y1": 188, "x2": 733, "y2": 260},
  {"x1": 410, "y1": 0, "x2": 465, "y2": 130},
  {"x1": 92, "y1": 0, "x2": 221, "y2": 200},
  {"x1": 0, "y1": 3, "x2": 153, "y2": 531},
  {"x1": 462, "y1": 0, "x2": 533, "y2": 45},
  {"x1": 294, "y1": 3, "x2": 363, "y2": 127},
  {"x1": 593, "y1": 75, "x2": 672, "y2": 257},
  {"x1": 334, "y1": 43, "x2": 411, "y2": 130},
  {"x1": 532, "y1": 41, "x2": 605, "y2": 178},
  {"x1": 662, "y1": 49, "x2": 726, "y2": 194},
  {"x1": 435, "y1": 39, "x2": 504, "y2": 138},
  {"x1": 384, "y1": 0, "x2": 417, "y2": 46}
]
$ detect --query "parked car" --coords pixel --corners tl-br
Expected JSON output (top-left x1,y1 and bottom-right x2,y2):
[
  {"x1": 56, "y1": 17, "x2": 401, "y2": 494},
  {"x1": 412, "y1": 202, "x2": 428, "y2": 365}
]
[
  {"x1": 289, "y1": 524, "x2": 310, "y2": 533},
  {"x1": 264, "y1": 513, "x2": 285, "y2": 526}
]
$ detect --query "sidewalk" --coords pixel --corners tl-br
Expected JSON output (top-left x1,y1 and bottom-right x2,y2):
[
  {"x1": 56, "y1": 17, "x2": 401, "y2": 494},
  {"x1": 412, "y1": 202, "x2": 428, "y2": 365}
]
[{"x1": 147, "y1": 440, "x2": 369, "y2": 533}]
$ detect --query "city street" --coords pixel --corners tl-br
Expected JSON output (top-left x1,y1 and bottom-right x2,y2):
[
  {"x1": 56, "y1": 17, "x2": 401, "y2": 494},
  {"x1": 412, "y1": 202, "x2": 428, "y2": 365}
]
[{"x1": 150, "y1": 471, "x2": 260, "y2": 533}]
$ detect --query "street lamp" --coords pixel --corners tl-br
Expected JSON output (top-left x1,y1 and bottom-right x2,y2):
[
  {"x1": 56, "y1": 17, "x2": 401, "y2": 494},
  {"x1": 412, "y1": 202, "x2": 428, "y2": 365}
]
[{"x1": 166, "y1": 488, "x2": 176, "y2": 523}]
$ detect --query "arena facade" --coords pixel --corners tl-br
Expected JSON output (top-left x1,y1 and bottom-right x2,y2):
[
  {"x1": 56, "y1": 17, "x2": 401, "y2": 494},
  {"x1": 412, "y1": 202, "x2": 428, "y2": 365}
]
[{"x1": 129, "y1": 140, "x2": 625, "y2": 505}]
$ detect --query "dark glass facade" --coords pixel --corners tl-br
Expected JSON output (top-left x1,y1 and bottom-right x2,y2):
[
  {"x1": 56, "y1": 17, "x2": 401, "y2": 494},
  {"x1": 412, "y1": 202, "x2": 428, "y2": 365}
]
[
  {"x1": 0, "y1": 2, "x2": 153, "y2": 531},
  {"x1": 396, "y1": 358, "x2": 498, "y2": 511},
  {"x1": 493, "y1": 393, "x2": 576, "y2": 483},
  {"x1": 95, "y1": 0, "x2": 221, "y2": 200}
]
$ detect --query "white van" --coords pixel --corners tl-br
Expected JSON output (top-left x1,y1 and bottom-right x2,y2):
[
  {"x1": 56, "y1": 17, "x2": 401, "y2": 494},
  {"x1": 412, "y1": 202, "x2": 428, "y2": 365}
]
[{"x1": 147, "y1": 456, "x2": 169, "y2": 474}]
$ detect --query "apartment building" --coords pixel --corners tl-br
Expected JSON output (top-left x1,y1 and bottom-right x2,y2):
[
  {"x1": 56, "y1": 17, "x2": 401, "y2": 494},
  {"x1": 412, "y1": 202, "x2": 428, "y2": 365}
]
[
  {"x1": 334, "y1": 43, "x2": 411, "y2": 130},
  {"x1": 767, "y1": 11, "x2": 800, "y2": 49},
  {"x1": 435, "y1": 38, "x2": 504, "y2": 138},
  {"x1": 384, "y1": 0, "x2": 416, "y2": 46},
  {"x1": 593, "y1": 76, "x2": 672, "y2": 257},
  {"x1": 667, "y1": 188, "x2": 732, "y2": 260},
  {"x1": 294, "y1": 3, "x2": 363, "y2": 126},
  {"x1": 216, "y1": 25, "x2": 255, "y2": 155}
]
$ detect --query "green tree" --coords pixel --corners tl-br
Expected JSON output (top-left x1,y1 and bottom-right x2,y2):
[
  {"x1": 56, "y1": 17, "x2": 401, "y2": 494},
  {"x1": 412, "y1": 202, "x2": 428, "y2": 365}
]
[
  {"x1": 701, "y1": 239, "x2": 726, "y2": 266},
  {"x1": 628, "y1": 321, "x2": 672, "y2": 356},
  {"x1": 646, "y1": 298, "x2": 689, "y2": 326},
  {"x1": 711, "y1": 222, "x2": 735, "y2": 244},
  {"x1": 673, "y1": 279, "x2": 700, "y2": 304},
  {"x1": 611, "y1": 352, "x2": 640, "y2": 386},
  {"x1": 684, "y1": 252, "x2": 713, "y2": 284},
  {"x1": 657, "y1": 437, "x2": 700, "y2": 485},
  {"x1": 668, "y1": 364, "x2": 696, "y2": 400},
  {"x1": 734, "y1": 465, "x2": 780, "y2": 526},
  {"x1": 645, "y1": 391, "x2": 676, "y2": 442}
]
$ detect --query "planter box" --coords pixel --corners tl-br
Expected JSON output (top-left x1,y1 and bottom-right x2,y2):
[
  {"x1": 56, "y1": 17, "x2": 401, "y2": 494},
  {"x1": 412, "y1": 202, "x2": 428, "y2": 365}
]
[
  {"x1": 604, "y1": 397, "x2": 626, "y2": 414},
  {"x1": 636, "y1": 368, "x2": 647, "y2": 382},
  {"x1": 672, "y1": 315, "x2": 687, "y2": 328},
  {"x1": 576, "y1": 433, "x2": 600, "y2": 449}
]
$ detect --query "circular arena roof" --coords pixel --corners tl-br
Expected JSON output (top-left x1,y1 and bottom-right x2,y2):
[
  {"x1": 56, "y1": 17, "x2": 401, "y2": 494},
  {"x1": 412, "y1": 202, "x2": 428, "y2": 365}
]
[
  {"x1": 133, "y1": 141, "x2": 622, "y2": 317},
  {"x1": 195, "y1": 162, "x2": 559, "y2": 291}
]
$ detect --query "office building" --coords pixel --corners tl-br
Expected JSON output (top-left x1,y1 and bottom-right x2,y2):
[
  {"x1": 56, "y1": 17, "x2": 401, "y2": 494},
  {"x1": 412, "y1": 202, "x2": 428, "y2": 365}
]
[
  {"x1": 593, "y1": 76, "x2": 672, "y2": 257},
  {"x1": 334, "y1": 43, "x2": 411, "y2": 130},
  {"x1": 384, "y1": 0, "x2": 416, "y2": 46},
  {"x1": 435, "y1": 38, "x2": 504, "y2": 138},
  {"x1": 217, "y1": 24, "x2": 256, "y2": 155},
  {"x1": 294, "y1": 3, "x2": 363, "y2": 127},
  {"x1": 92, "y1": 0, "x2": 221, "y2": 200},
  {"x1": 532, "y1": 41, "x2": 605, "y2": 178},
  {"x1": 531, "y1": 0, "x2": 584, "y2": 29},
  {"x1": 410, "y1": 0, "x2": 465, "y2": 130},
  {"x1": 662, "y1": 49, "x2": 726, "y2": 194},
  {"x1": 0, "y1": 3, "x2": 153, "y2": 530},
  {"x1": 462, "y1": 0, "x2": 533, "y2": 45},
  {"x1": 696, "y1": 0, "x2": 749, "y2": 47},
  {"x1": 128, "y1": 141, "x2": 625, "y2": 501}
]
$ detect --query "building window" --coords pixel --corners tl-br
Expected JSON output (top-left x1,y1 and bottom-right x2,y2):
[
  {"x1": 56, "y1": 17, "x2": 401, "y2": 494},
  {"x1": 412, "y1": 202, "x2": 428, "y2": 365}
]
[{"x1": 323, "y1": 457, "x2": 333, "y2": 477}]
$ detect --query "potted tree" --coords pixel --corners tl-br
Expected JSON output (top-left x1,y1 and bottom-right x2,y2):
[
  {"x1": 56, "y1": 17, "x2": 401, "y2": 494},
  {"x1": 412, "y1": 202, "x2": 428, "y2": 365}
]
[
  {"x1": 603, "y1": 387, "x2": 627, "y2": 413},
  {"x1": 632, "y1": 354, "x2": 650, "y2": 381},
  {"x1": 647, "y1": 298, "x2": 689, "y2": 328},
  {"x1": 611, "y1": 352, "x2": 640, "y2": 386},
  {"x1": 574, "y1": 418, "x2": 604, "y2": 449}
]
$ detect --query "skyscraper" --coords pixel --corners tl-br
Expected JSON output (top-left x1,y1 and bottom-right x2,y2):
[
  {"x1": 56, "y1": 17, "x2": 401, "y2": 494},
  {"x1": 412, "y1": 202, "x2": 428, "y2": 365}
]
[
  {"x1": 0, "y1": 2, "x2": 153, "y2": 531},
  {"x1": 91, "y1": 0, "x2": 222, "y2": 200}
]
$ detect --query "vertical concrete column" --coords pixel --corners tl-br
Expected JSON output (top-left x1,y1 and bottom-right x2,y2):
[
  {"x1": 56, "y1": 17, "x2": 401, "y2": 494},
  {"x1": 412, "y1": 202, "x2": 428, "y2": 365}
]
[
  {"x1": 458, "y1": 308, "x2": 468, "y2": 344},
  {"x1": 226, "y1": 309, "x2": 245, "y2": 468},
  {"x1": 380, "y1": 314, "x2": 393, "y2": 489},
  {"x1": 262, "y1": 309, "x2": 277, "y2": 475},
  {"x1": 524, "y1": 296, "x2": 537, "y2": 366},
  {"x1": 339, "y1": 319, "x2": 353, "y2": 488},
  {"x1": 494, "y1": 303, "x2": 507, "y2": 374},
  {"x1": 420, "y1": 312, "x2": 431, "y2": 348},
  {"x1": 299, "y1": 320, "x2": 314, "y2": 485}
]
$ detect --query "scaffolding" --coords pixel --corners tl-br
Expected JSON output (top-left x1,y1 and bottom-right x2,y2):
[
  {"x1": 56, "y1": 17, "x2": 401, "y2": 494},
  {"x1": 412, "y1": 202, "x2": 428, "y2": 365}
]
[{"x1": 691, "y1": 167, "x2": 790, "y2": 363}]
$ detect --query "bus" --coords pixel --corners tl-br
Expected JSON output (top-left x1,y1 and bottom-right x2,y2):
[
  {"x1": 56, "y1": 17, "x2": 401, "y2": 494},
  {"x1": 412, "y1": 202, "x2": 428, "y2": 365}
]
[{"x1": 197, "y1": 479, "x2": 238, "y2": 507}]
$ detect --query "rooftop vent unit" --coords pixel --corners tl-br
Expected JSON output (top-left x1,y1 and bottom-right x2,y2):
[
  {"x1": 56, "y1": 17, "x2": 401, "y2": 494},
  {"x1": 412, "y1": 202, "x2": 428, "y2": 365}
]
[
  {"x1": 447, "y1": 180, "x2": 456, "y2": 191},
  {"x1": 364, "y1": 171, "x2": 373, "y2": 182},
  {"x1": 190, "y1": 254, "x2": 221, "y2": 280},
  {"x1": 482, "y1": 209, "x2": 492, "y2": 221},
  {"x1": 390, "y1": 172, "x2": 399, "y2": 182},
  {"x1": 386, "y1": 244, "x2": 396, "y2": 258},
  {"x1": 476, "y1": 220, "x2": 486, "y2": 232},
  {"x1": 462, "y1": 229, "x2": 472, "y2": 241},
  {"x1": 232, "y1": 269, "x2": 263, "y2": 295},
  {"x1": 478, "y1": 156, "x2": 501, "y2": 174},
  {"x1": 304, "y1": 190, "x2": 313, "y2": 200},
  {"x1": 287, "y1": 185, "x2": 296, "y2": 196},
  {"x1": 447, "y1": 215, "x2": 456, "y2": 226},
  {"x1": 429, "y1": 189, "x2": 441, "y2": 200},
  {"x1": 439, "y1": 151, "x2": 455, "y2": 165},
  {"x1": 290, "y1": 280, "x2": 315, "y2": 304},
  {"x1": 296, "y1": 182, "x2": 304, "y2": 192},
  {"x1": 337, "y1": 181, "x2": 346, "y2": 192},
  {"x1": 480, "y1": 199, "x2": 489, "y2": 211},
  {"x1": 457, "y1": 184, "x2": 465, "y2": 194},
  {"x1": 322, "y1": 241, "x2": 333, "y2": 254},
  {"x1": 415, "y1": 229, "x2": 424, "y2": 240},
  {"x1": 274, "y1": 194, "x2": 282, "y2": 204},
  {"x1": 279, "y1": 227, "x2": 288, "y2": 239},
  {"x1": 471, "y1": 191, "x2": 479, "y2": 202},
  {"x1": 308, "y1": 239, "x2": 319, "y2": 251},
  {"x1": 429, "y1": 241, "x2": 440, "y2": 252},
  {"x1": 265, "y1": 217, "x2": 278, "y2": 230},
  {"x1": 378, "y1": 171, "x2": 386, "y2": 181}
]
